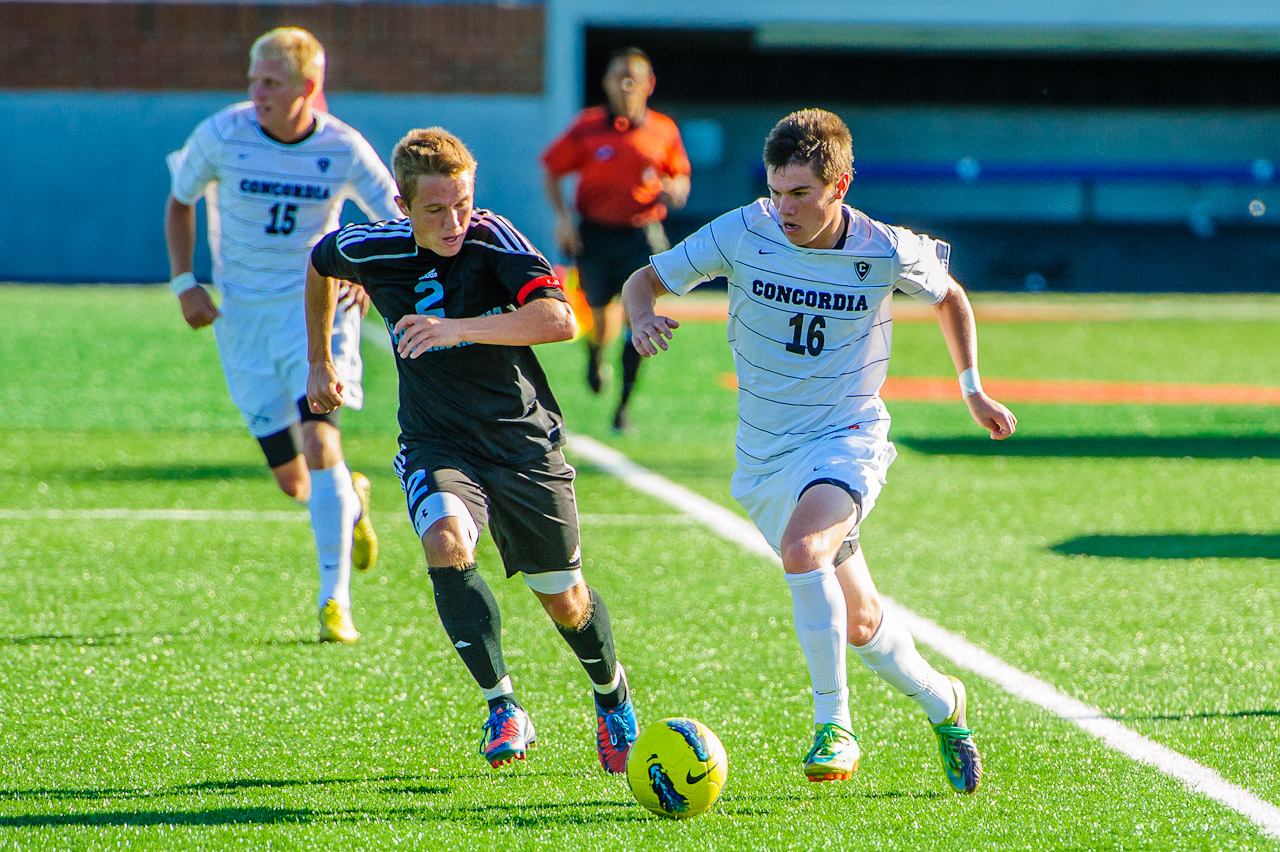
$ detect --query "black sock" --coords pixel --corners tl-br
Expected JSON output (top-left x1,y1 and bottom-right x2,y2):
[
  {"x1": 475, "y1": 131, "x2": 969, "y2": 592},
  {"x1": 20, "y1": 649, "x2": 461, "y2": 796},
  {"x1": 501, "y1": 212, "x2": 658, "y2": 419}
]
[
  {"x1": 619, "y1": 333, "x2": 642, "y2": 407},
  {"x1": 555, "y1": 587, "x2": 623, "y2": 705},
  {"x1": 487, "y1": 695, "x2": 520, "y2": 711},
  {"x1": 428, "y1": 563, "x2": 508, "y2": 692}
]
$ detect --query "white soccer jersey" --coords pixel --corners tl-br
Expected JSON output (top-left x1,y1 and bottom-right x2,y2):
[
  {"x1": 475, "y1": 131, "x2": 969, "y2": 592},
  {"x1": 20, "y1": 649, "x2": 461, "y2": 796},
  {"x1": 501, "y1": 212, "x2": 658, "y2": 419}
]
[
  {"x1": 168, "y1": 102, "x2": 399, "y2": 303},
  {"x1": 650, "y1": 198, "x2": 954, "y2": 474}
]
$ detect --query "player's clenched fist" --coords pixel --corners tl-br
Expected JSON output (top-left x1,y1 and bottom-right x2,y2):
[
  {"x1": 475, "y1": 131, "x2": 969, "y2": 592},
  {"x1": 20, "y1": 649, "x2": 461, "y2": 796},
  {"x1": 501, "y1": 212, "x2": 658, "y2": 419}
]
[
  {"x1": 306, "y1": 362, "x2": 344, "y2": 414},
  {"x1": 178, "y1": 285, "x2": 221, "y2": 329}
]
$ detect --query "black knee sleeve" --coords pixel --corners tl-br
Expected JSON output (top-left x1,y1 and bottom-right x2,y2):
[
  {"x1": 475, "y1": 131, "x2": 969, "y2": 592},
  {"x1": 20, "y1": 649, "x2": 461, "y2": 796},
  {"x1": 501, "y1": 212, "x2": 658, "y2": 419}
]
[
  {"x1": 258, "y1": 423, "x2": 303, "y2": 469},
  {"x1": 296, "y1": 396, "x2": 340, "y2": 427}
]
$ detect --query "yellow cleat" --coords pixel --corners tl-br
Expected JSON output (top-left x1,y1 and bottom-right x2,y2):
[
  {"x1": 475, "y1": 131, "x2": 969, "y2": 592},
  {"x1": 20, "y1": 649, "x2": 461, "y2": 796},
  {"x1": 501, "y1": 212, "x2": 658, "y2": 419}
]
[
  {"x1": 318, "y1": 598, "x2": 360, "y2": 644},
  {"x1": 350, "y1": 471, "x2": 378, "y2": 572}
]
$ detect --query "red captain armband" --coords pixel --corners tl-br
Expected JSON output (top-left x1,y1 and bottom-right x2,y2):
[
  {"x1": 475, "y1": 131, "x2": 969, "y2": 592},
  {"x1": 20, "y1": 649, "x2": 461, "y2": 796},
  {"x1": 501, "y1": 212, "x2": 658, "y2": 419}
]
[{"x1": 516, "y1": 275, "x2": 563, "y2": 305}]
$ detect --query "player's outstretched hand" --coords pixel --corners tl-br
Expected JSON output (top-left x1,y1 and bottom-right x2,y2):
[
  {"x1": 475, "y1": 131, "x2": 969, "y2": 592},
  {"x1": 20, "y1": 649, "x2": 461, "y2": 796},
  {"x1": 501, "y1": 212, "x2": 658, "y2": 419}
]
[
  {"x1": 630, "y1": 314, "x2": 680, "y2": 357},
  {"x1": 966, "y1": 393, "x2": 1017, "y2": 440},
  {"x1": 306, "y1": 362, "x2": 345, "y2": 414},
  {"x1": 178, "y1": 285, "x2": 221, "y2": 330},
  {"x1": 336, "y1": 281, "x2": 372, "y2": 317},
  {"x1": 393, "y1": 314, "x2": 463, "y2": 359}
]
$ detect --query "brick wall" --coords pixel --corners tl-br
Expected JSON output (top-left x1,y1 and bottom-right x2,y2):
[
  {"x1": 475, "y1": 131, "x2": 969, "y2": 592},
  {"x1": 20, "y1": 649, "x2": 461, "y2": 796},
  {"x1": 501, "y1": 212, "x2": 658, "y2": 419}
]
[{"x1": 0, "y1": 2, "x2": 544, "y2": 93}]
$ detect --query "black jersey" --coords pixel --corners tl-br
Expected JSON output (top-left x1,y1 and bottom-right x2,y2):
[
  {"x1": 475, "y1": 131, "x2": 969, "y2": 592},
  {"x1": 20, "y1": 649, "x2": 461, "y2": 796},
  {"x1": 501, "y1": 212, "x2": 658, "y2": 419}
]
[{"x1": 311, "y1": 209, "x2": 569, "y2": 463}]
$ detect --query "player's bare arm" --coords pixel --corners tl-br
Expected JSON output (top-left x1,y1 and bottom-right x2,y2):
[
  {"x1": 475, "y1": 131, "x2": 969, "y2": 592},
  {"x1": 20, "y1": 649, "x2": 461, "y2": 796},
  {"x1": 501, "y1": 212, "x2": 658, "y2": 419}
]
[
  {"x1": 163, "y1": 195, "x2": 221, "y2": 329},
  {"x1": 304, "y1": 260, "x2": 345, "y2": 413},
  {"x1": 393, "y1": 296, "x2": 576, "y2": 359},
  {"x1": 541, "y1": 171, "x2": 583, "y2": 258},
  {"x1": 621, "y1": 264, "x2": 680, "y2": 357},
  {"x1": 933, "y1": 280, "x2": 1017, "y2": 440}
]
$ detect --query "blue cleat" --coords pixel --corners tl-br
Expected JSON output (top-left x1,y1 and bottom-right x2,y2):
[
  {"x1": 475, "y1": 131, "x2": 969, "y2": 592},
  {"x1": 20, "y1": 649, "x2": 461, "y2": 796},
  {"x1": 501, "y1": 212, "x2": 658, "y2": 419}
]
[
  {"x1": 595, "y1": 687, "x2": 639, "y2": 773},
  {"x1": 480, "y1": 701, "x2": 536, "y2": 768}
]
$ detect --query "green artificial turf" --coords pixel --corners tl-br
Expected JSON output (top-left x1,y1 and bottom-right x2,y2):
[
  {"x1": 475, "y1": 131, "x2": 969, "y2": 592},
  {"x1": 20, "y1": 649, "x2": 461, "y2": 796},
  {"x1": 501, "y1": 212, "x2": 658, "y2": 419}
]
[{"x1": 1, "y1": 284, "x2": 1277, "y2": 850}]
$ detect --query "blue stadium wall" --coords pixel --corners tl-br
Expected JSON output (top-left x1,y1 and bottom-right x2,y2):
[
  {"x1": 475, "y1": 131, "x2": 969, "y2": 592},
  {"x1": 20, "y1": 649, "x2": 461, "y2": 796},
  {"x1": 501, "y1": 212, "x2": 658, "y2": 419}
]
[
  {"x1": 4, "y1": 0, "x2": 1280, "y2": 291},
  {"x1": 0, "y1": 91, "x2": 547, "y2": 283}
]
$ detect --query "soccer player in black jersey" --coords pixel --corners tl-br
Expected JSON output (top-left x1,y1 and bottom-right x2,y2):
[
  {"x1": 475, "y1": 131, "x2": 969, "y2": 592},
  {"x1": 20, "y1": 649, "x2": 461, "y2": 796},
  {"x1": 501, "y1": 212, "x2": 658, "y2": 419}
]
[{"x1": 304, "y1": 127, "x2": 639, "y2": 772}]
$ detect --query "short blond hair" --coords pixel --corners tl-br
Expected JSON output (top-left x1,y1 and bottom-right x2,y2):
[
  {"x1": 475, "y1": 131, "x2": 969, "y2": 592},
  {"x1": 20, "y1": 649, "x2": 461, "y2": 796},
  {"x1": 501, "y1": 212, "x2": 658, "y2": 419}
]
[
  {"x1": 391, "y1": 128, "x2": 478, "y2": 204},
  {"x1": 250, "y1": 27, "x2": 325, "y2": 88}
]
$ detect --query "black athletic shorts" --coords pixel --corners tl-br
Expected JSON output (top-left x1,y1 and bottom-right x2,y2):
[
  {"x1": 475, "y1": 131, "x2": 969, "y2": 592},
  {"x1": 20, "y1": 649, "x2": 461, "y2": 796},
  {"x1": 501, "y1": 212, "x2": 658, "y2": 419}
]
[
  {"x1": 578, "y1": 219, "x2": 669, "y2": 309},
  {"x1": 394, "y1": 443, "x2": 582, "y2": 577}
]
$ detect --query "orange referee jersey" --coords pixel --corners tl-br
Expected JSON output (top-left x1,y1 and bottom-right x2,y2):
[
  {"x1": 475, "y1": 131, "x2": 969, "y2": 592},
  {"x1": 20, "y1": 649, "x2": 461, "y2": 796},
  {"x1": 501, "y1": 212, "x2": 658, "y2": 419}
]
[{"x1": 542, "y1": 106, "x2": 691, "y2": 228}]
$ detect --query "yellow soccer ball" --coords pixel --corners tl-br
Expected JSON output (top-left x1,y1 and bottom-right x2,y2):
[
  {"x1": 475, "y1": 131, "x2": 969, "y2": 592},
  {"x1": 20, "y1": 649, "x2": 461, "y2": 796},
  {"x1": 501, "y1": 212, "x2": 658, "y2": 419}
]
[{"x1": 625, "y1": 717, "x2": 728, "y2": 819}]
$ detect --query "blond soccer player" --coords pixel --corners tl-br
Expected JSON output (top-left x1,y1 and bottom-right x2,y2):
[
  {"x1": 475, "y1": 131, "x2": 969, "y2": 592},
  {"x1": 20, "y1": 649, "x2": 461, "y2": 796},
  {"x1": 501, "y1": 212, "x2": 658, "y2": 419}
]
[{"x1": 164, "y1": 27, "x2": 400, "y2": 642}]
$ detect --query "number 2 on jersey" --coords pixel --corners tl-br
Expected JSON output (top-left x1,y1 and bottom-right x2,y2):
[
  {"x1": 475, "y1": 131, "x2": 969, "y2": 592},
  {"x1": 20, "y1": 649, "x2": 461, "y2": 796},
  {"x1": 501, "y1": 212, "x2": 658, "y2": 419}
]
[
  {"x1": 786, "y1": 312, "x2": 825, "y2": 356},
  {"x1": 414, "y1": 279, "x2": 445, "y2": 317},
  {"x1": 265, "y1": 202, "x2": 298, "y2": 235}
]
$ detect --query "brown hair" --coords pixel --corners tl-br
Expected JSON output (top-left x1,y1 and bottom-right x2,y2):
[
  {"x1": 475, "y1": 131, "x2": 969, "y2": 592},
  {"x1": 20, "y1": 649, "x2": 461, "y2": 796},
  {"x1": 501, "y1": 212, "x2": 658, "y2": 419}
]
[
  {"x1": 762, "y1": 108, "x2": 853, "y2": 187},
  {"x1": 391, "y1": 128, "x2": 478, "y2": 204}
]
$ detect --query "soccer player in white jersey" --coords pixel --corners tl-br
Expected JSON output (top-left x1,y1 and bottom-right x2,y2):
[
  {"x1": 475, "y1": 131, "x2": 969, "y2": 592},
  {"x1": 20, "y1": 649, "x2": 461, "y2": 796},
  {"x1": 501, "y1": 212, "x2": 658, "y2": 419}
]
[
  {"x1": 623, "y1": 109, "x2": 1016, "y2": 792},
  {"x1": 163, "y1": 27, "x2": 401, "y2": 643}
]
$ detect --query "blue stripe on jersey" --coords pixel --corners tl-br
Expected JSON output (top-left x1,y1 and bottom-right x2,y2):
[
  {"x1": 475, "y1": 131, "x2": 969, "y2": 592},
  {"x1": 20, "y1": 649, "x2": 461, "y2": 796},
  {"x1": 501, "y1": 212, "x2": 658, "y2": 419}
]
[{"x1": 337, "y1": 221, "x2": 416, "y2": 262}]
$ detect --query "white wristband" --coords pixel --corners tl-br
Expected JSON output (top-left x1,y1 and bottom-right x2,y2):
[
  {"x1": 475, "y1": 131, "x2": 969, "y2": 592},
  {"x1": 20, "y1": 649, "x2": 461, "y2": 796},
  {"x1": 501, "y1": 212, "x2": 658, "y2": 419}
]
[
  {"x1": 959, "y1": 367, "x2": 983, "y2": 397},
  {"x1": 170, "y1": 272, "x2": 199, "y2": 296}
]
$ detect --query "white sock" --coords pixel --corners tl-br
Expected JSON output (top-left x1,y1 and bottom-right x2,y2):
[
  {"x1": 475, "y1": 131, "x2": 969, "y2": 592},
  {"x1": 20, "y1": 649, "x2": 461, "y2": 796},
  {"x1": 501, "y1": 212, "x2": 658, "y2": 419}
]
[
  {"x1": 784, "y1": 566, "x2": 851, "y2": 731},
  {"x1": 851, "y1": 608, "x2": 956, "y2": 724},
  {"x1": 591, "y1": 661, "x2": 624, "y2": 695},
  {"x1": 481, "y1": 676, "x2": 515, "y2": 702},
  {"x1": 310, "y1": 462, "x2": 358, "y2": 609}
]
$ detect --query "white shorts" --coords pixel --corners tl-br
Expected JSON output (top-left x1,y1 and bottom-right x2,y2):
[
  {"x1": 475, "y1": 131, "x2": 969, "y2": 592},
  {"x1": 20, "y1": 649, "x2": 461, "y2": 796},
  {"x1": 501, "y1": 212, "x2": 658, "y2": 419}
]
[
  {"x1": 213, "y1": 294, "x2": 363, "y2": 438},
  {"x1": 730, "y1": 432, "x2": 897, "y2": 555}
]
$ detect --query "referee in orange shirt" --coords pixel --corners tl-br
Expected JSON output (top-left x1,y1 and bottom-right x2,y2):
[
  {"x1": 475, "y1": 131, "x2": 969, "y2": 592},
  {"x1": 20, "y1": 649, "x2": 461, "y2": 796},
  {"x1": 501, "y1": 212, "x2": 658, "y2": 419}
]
[{"x1": 542, "y1": 47, "x2": 691, "y2": 432}]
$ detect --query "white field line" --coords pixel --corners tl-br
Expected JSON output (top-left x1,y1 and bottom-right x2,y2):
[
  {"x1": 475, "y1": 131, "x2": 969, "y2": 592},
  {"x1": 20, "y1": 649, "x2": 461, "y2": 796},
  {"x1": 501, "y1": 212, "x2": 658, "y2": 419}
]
[
  {"x1": 0, "y1": 508, "x2": 683, "y2": 526},
  {"x1": 566, "y1": 433, "x2": 1280, "y2": 840}
]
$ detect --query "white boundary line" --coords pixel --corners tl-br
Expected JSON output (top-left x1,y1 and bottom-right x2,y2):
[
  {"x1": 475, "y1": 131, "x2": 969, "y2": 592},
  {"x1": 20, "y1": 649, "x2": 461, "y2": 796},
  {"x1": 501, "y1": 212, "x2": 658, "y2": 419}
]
[
  {"x1": 369, "y1": 307, "x2": 1280, "y2": 835},
  {"x1": 567, "y1": 433, "x2": 1280, "y2": 839}
]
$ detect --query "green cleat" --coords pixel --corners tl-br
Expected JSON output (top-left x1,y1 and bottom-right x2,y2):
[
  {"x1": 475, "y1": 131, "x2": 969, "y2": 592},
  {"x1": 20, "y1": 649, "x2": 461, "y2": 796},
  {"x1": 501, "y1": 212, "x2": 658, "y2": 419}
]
[
  {"x1": 932, "y1": 675, "x2": 982, "y2": 793},
  {"x1": 350, "y1": 471, "x2": 378, "y2": 573},
  {"x1": 802, "y1": 722, "x2": 860, "y2": 782}
]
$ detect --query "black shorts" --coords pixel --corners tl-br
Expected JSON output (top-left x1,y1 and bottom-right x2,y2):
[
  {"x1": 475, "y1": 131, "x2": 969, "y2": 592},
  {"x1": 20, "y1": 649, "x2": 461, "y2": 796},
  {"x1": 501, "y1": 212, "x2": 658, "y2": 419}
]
[
  {"x1": 394, "y1": 443, "x2": 582, "y2": 577},
  {"x1": 578, "y1": 220, "x2": 669, "y2": 309}
]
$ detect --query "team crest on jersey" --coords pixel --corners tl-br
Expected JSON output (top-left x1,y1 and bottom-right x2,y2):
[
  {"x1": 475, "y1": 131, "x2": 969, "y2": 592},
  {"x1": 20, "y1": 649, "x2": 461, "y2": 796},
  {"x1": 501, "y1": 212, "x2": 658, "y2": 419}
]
[
  {"x1": 317, "y1": 157, "x2": 331, "y2": 173},
  {"x1": 855, "y1": 261, "x2": 871, "y2": 281},
  {"x1": 594, "y1": 145, "x2": 615, "y2": 161}
]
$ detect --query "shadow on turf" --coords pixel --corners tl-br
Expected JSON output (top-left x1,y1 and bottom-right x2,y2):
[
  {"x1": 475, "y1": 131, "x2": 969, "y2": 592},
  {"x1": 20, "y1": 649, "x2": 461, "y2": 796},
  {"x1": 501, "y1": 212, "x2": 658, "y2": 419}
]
[
  {"x1": 1105, "y1": 708, "x2": 1280, "y2": 722},
  {"x1": 0, "y1": 807, "x2": 347, "y2": 828},
  {"x1": 0, "y1": 787, "x2": 644, "y2": 829},
  {"x1": 0, "y1": 632, "x2": 138, "y2": 647},
  {"x1": 0, "y1": 630, "x2": 212, "y2": 647},
  {"x1": 1052, "y1": 534, "x2": 1280, "y2": 560},
  {"x1": 68, "y1": 463, "x2": 268, "y2": 482},
  {"x1": 0, "y1": 775, "x2": 432, "y2": 803},
  {"x1": 898, "y1": 435, "x2": 1280, "y2": 459}
]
